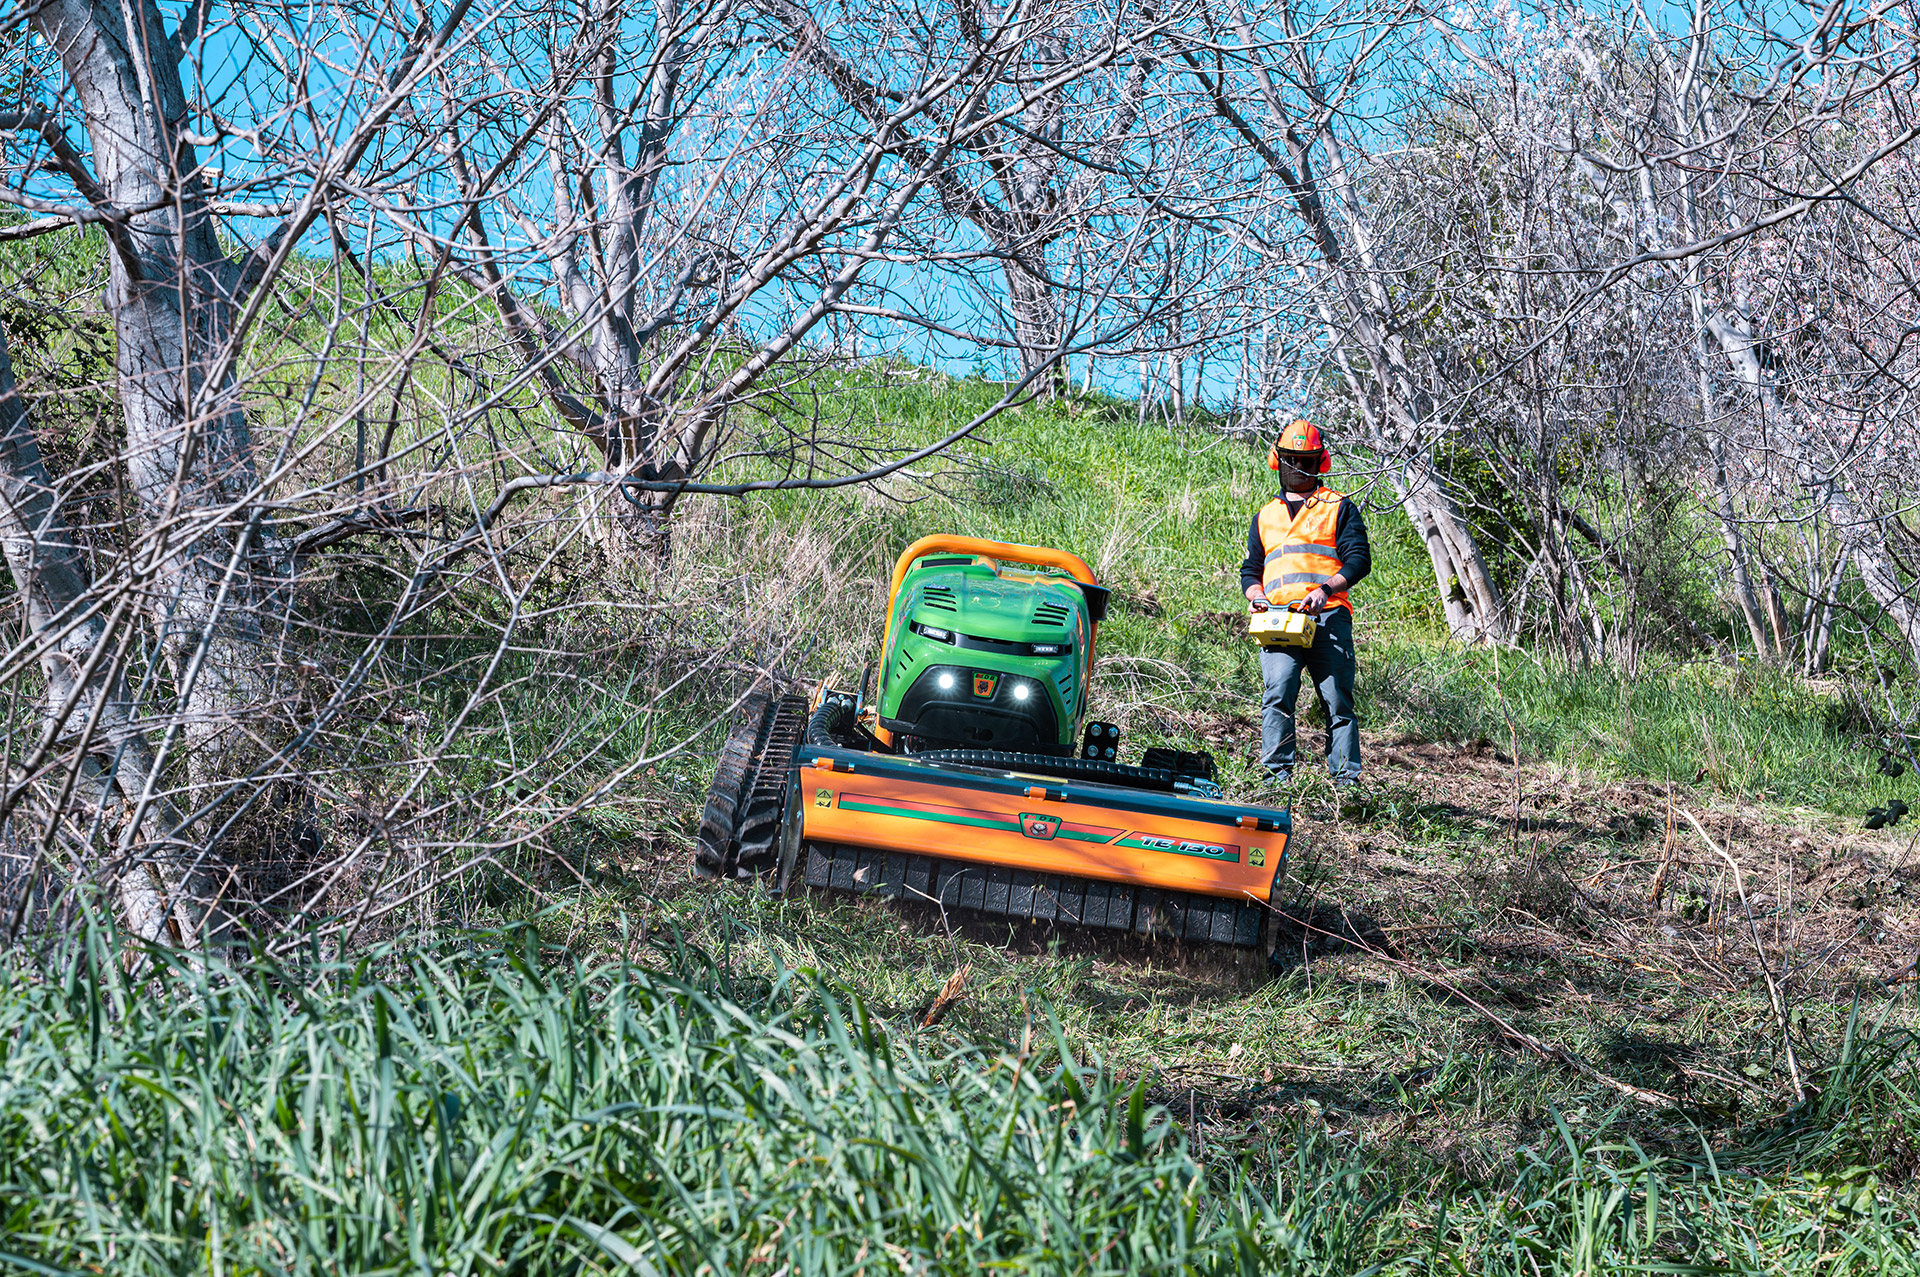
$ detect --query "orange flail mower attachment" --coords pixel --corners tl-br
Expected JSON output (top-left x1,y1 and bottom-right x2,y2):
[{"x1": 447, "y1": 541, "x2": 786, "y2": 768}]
[{"x1": 791, "y1": 746, "x2": 1288, "y2": 946}]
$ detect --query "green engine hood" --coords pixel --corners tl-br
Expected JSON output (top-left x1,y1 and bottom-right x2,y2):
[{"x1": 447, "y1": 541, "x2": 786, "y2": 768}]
[
  {"x1": 876, "y1": 555, "x2": 1096, "y2": 751},
  {"x1": 902, "y1": 562, "x2": 1086, "y2": 643}
]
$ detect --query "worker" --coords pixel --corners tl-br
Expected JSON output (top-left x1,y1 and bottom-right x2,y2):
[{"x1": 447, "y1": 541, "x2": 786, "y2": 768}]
[{"x1": 1240, "y1": 419, "x2": 1371, "y2": 788}]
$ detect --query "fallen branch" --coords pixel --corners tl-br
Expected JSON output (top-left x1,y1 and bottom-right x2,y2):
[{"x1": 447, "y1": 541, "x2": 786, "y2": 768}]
[
  {"x1": 1684, "y1": 811, "x2": 1806, "y2": 1104},
  {"x1": 1577, "y1": 857, "x2": 1664, "y2": 887}
]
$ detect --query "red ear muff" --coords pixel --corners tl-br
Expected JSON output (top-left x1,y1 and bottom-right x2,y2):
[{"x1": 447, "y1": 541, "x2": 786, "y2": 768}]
[{"x1": 1319, "y1": 449, "x2": 1332, "y2": 474}]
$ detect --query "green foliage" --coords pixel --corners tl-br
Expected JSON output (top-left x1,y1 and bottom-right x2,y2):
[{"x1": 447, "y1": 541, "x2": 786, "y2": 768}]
[
  {"x1": 0, "y1": 926, "x2": 1914, "y2": 1274},
  {"x1": 0, "y1": 925, "x2": 1372, "y2": 1275}
]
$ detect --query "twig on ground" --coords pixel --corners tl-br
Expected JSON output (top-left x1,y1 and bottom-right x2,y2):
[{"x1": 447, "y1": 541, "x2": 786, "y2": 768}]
[
  {"x1": 1264, "y1": 903, "x2": 1683, "y2": 1108},
  {"x1": 1685, "y1": 810, "x2": 1806, "y2": 1104},
  {"x1": 1648, "y1": 781, "x2": 1679, "y2": 905},
  {"x1": 1573, "y1": 945, "x2": 1687, "y2": 982},
  {"x1": 1578, "y1": 857, "x2": 1664, "y2": 887}
]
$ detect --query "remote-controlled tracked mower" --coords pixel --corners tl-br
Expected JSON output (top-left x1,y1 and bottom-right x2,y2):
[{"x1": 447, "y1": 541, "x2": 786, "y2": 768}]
[{"x1": 695, "y1": 535, "x2": 1290, "y2": 946}]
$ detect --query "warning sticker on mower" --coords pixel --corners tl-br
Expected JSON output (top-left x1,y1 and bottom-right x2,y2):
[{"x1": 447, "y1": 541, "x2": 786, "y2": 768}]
[{"x1": 1019, "y1": 812, "x2": 1061, "y2": 840}]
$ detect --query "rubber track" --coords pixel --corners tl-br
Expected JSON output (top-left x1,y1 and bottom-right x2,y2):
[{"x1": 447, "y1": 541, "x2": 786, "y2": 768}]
[
  {"x1": 799, "y1": 841, "x2": 1268, "y2": 947},
  {"x1": 693, "y1": 692, "x2": 774, "y2": 878},
  {"x1": 732, "y1": 695, "x2": 810, "y2": 877}
]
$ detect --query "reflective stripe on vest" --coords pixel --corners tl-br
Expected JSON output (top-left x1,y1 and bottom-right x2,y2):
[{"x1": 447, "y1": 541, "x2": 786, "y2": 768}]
[{"x1": 1257, "y1": 488, "x2": 1350, "y2": 612}]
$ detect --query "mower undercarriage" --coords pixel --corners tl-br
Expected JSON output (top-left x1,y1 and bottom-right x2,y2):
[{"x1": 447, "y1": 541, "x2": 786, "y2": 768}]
[{"x1": 800, "y1": 842, "x2": 1269, "y2": 945}]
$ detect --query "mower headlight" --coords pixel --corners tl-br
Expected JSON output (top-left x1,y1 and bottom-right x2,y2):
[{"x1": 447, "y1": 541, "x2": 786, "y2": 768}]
[
  {"x1": 1012, "y1": 682, "x2": 1031, "y2": 702},
  {"x1": 937, "y1": 672, "x2": 957, "y2": 691},
  {"x1": 1030, "y1": 643, "x2": 1061, "y2": 655}
]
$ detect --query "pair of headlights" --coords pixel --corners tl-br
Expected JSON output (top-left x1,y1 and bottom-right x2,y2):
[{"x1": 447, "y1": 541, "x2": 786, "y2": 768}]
[{"x1": 934, "y1": 671, "x2": 1036, "y2": 702}]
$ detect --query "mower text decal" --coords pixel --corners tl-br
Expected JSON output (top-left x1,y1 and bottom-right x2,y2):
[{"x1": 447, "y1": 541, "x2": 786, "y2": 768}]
[
  {"x1": 1019, "y1": 812, "x2": 1061, "y2": 840},
  {"x1": 1119, "y1": 834, "x2": 1240, "y2": 863},
  {"x1": 971, "y1": 672, "x2": 998, "y2": 698},
  {"x1": 814, "y1": 788, "x2": 833, "y2": 808}
]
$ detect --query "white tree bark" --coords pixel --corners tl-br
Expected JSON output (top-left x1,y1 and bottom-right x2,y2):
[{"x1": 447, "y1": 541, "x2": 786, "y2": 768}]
[
  {"x1": 27, "y1": 0, "x2": 276, "y2": 797},
  {"x1": 1705, "y1": 309, "x2": 1920, "y2": 670},
  {"x1": 0, "y1": 326, "x2": 211, "y2": 943}
]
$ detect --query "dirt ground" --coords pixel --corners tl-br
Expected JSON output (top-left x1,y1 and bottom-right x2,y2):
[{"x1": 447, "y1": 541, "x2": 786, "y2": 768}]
[{"x1": 1315, "y1": 734, "x2": 1920, "y2": 994}]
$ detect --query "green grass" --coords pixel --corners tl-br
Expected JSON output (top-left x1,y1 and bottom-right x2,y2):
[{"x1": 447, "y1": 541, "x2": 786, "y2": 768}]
[
  {"x1": 1, "y1": 922, "x2": 1915, "y2": 1274},
  {"x1": 1362, "y1": 643, "x2": 1913, "y2": 812}
]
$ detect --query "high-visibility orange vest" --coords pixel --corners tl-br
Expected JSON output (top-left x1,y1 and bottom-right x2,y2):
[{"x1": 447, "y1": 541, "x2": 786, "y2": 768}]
[{"x1": 1257, "y1": 488, "x2": 1351, "y2": 612}]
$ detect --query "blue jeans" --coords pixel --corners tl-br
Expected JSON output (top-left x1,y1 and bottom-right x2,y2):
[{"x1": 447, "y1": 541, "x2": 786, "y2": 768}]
[{"x1": 1259, "y1": 608, "x2": 1360, "y2": 782}]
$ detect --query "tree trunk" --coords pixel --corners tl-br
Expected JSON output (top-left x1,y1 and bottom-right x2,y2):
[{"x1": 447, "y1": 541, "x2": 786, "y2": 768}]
[
  {"x1": 1705, "y1": 433, "x2": 1773, "y2": 657},
  {"x1": 1003, "y1": 259, "x2": 1066, "y2": 397},
  {"x1": 1806, "y1": 548, "x2": 1848, "y2": 676},
  {"x1": 29, "y1": 0, "x2": 281, "y2": 894},
  {"x1": 1825, "y1": 487, "x2": 1920, "y2": 673},
  {"x1": 1389, "y1": 456, "x2": 1508, "y2": 644},
  {"x1": 0, "y1": 326, "x2": 215, "y2": 943}
]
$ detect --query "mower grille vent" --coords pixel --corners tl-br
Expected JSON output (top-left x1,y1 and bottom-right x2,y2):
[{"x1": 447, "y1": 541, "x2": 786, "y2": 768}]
[
  {"x1": 1054, "y1": 666, "x2": 1076, "y2": 709},
  {"x1": 1032, "y1": 602, "x2": 1070, "y2": 627},
  {"x1": 921, "y1": 586, "x2": 958, "y2": 612}
]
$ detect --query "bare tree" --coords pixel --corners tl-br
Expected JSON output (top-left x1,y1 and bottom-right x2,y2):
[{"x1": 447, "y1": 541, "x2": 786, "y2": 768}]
[
  {"x1": 373, "y1": 0, "x2": 1185, "y2": 552},
  {"x1": 759, "y1": 0, "x2": 1176, "y2": 396},
  {"x1": 1182, "y1": 0, "x2": 1513, "y2": 642},
  {"x1": 0, "y1": 0, "x2": 484, "y2": 941}
]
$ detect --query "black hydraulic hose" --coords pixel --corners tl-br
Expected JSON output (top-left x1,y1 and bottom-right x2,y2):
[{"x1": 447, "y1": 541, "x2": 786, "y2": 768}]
[{"x1": 806, "y1": 697, "x2": 852, "y2": 747}]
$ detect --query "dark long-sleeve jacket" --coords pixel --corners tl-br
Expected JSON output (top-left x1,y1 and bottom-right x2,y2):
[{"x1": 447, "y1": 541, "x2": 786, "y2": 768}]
[{"x1": 1239, "y1": 493, "x2": 1372, "y2": 594}]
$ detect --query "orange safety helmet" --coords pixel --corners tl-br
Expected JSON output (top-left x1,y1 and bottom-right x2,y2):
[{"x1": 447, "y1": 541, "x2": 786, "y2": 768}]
[{"x1": 1266, "y1": 418, "x2": 1332, "y2": 474}]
